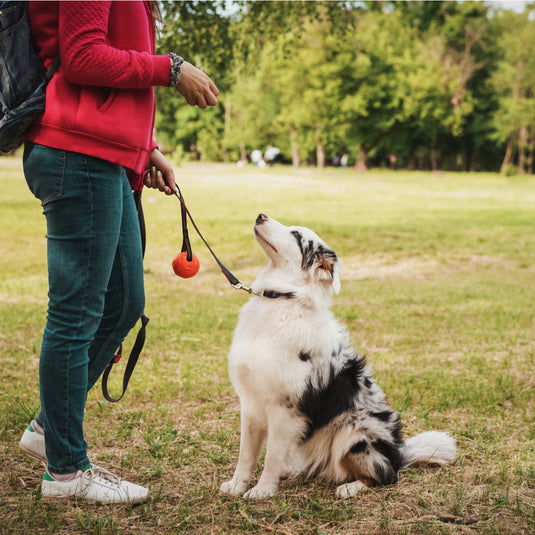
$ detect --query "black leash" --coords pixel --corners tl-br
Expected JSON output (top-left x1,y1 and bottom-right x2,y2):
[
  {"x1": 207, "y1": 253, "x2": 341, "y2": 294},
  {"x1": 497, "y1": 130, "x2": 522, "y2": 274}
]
[
  {"x1": 101, "y1": 189, "x2": 150, "y2": 403},
  {"x1": 101, "y1": 182, "x2": 289, "y2": 403},
  {"x1": 173, "y1": 185, "x2": 259, "y2": 295}
]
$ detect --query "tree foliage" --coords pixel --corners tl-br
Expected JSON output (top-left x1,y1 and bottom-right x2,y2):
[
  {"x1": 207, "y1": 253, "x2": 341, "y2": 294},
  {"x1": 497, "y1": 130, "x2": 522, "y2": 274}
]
[{"x1": 154, "y1": 0, "x2": 535, "y2": 173}]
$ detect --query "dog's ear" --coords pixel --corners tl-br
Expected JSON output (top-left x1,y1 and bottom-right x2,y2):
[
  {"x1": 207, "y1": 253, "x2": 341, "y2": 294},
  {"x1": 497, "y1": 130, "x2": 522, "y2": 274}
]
[
  {"x1": 332, "y1": 265, "x2": 341, "y2": 295},
  {"x1": 316, "y1": 251, "x2": 341, "y2": 294}
]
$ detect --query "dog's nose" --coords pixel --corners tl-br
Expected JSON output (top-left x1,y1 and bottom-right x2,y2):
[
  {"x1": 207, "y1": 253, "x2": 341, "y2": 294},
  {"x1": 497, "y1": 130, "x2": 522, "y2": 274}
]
[{"x1": 256, "y1": 213, "x2": 269, "y2": 225}]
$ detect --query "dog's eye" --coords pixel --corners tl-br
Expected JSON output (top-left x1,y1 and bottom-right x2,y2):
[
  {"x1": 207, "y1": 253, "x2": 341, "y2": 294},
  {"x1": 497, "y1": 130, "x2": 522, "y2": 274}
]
[{"x1": 291, "y1": 230, "x2": 302, "y2": 241}]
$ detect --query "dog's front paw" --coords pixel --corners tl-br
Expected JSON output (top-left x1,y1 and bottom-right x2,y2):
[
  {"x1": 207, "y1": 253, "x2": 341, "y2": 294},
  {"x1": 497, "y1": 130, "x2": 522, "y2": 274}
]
[
  {"x1": 243, "y1": 484, "x2": 277, "y2": 500},
  {"x1": 335, "y1": 481, "x2": 369, "y2": 499},
  {"x1": 220, "y1": 478, "x2": 249, "y2": 496}
]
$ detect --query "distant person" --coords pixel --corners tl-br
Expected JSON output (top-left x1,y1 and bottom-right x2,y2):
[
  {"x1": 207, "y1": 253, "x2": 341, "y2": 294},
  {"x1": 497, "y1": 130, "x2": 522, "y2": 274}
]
[
  {"x1": 18, "y1": 0, "x2": 218, "y2": 504},
  {"x1": 341, "y1": 153, "x2": 349, "y2": 169},
  {"x1": 264, "y1": 145, "x2": 280, "y2": 166},
  {"x1": 251, "y1": 149, "x2": 263, "y2": 165}
]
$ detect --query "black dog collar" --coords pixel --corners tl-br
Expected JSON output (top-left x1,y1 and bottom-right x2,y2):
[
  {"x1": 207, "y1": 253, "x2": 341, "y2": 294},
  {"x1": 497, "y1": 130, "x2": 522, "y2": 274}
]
[{"x1": 261, "y1": 290, "x2": 296, "y2": 299}]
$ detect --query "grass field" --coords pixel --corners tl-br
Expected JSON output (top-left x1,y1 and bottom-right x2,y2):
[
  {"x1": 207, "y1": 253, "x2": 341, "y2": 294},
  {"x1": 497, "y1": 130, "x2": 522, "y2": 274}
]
[{"x1": 0, "y1": 156, "x2": 534, "y2": 534}]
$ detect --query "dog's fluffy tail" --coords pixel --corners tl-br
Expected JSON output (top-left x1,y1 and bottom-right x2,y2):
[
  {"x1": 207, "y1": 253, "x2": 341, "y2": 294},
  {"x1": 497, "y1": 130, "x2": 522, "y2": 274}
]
[{"x1": 401, "y1": 431, "x2": 456, "y2": 469}]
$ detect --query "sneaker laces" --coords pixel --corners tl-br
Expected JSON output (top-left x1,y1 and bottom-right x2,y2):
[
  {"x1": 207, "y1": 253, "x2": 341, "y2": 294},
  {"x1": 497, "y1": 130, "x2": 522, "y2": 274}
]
[{"x1": 82, "y1": 465, "x2": 122, "y2": 490}]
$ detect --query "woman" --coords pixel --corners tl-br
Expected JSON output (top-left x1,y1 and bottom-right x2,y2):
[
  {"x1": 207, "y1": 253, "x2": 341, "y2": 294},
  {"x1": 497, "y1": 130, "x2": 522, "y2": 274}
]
[{"x1": 18, "y1": 1, "x2": 219, "y2": 504}]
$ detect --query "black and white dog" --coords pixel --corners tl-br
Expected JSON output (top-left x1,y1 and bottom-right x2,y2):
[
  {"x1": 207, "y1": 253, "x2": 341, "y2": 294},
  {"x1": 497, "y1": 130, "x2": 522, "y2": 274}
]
[{"x1": 220, "y1": 214, "x2": 456, "y2": 499}]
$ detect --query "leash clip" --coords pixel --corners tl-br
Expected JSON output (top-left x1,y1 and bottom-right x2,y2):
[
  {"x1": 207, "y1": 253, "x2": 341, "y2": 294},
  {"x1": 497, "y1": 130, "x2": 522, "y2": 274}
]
[{"x1": 232, "y1": 281, "x2": 261, "y2": 297}]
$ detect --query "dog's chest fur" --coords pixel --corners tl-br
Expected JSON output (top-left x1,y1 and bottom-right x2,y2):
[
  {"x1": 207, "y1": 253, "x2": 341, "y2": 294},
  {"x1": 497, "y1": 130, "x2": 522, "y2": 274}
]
[
  {"x1": 227, "y1": 296, "x2": 387, "y2": 424},
  {"x1": 229, "y1": 298, "x2": 330, "y2": 386}
]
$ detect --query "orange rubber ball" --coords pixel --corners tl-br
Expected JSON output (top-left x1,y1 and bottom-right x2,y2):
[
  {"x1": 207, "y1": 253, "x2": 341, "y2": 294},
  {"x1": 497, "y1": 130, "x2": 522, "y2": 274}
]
[{"x1": 172, "y1": 251, "x2": 200, "y2": 278}]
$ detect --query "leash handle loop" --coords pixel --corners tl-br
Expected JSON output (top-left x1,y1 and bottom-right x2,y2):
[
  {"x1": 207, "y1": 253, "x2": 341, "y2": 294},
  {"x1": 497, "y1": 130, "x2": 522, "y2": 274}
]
[
  {"x1": 101, "y1": 189, "x2": 149, "y2": 403},
  {"x1": 102, "y1": 313, "x2": 150, "y2": 402}
]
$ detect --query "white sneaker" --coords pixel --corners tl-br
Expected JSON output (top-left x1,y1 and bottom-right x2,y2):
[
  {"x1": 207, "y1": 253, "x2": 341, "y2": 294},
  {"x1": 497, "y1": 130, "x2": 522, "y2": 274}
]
[
  {"x1": 41, "y1": 465, "x2": 149, "y2": 504},
  {"x1": 19, "y1": 421, "x2": 47, "y2": 462}
]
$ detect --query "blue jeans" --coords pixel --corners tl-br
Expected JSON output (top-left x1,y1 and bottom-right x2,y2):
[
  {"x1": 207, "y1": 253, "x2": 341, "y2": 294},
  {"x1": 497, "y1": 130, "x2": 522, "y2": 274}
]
[{"x1": 23, "y1": 143, "x2": 145, "y2": 474}]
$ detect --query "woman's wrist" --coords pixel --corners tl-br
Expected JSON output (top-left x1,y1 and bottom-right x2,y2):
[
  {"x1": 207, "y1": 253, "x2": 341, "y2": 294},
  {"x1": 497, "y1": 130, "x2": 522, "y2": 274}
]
[{"x1": 167, "y1": 53, "x2": 184, "y2": 87}]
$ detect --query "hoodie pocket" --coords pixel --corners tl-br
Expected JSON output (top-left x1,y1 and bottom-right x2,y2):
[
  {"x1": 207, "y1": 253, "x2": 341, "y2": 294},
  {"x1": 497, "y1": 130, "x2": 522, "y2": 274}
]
[{"x1": 97, "y1": 88, "x2": 117, "y2": 114}]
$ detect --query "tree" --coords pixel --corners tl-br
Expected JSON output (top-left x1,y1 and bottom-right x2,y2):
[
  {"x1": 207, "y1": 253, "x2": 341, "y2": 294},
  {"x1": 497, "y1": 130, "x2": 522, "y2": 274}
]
[
  {"x1": 336, "y1": 9, "x2": 417, "y2": 171},
  {"x1": 389, "y1": 0, "x2": 493, "y2": 171},
  {"x1": 148, "y1": 0, "x2": 535, "y2": 173},
  {"x1": 490, "y1": 7, "x2": 535, "y2": 173},
  {"x1": 154, "y1": 1, "x2": 354, "y2": 162}
]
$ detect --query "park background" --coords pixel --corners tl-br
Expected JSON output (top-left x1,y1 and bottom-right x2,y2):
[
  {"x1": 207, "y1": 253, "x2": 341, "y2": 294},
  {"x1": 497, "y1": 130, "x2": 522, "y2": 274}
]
[
  {"x1": 1, "y1": 1, "x2": 534, "y2": 534},
  {"x1": 155, "y1": 1, "x2": 535, "y2": 175}
]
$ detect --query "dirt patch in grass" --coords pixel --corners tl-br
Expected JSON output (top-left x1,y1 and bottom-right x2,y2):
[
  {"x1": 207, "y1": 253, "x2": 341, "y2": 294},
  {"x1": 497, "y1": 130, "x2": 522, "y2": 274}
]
[{"x1": 341, "y1": 253, "x2": 510, "y2": 281}]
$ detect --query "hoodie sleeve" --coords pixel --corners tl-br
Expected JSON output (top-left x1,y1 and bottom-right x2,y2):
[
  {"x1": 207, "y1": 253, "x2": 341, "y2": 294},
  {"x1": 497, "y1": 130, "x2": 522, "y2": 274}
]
[{"x1": 58, "y1": 1, "x2": 170, "y2": 88}]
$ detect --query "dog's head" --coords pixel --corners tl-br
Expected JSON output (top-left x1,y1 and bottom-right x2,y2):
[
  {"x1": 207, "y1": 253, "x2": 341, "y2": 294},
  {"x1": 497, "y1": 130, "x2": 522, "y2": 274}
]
[{"x1": 253, "y1": 214, "x2": 341, "y2": 295}]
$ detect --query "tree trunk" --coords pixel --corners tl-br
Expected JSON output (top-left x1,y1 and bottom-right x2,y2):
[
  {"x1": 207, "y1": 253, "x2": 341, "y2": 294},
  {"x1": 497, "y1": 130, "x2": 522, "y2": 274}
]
[
  {"x1": 316, "y1": 142, "x2": 325, "y2": 169},
  {"x1": 290, "y1": 123, "x2": 300, "y2": 168},
  {"x1": 315, "y1": 122, "x2": 325, "y2": 169},
  {"x1": 464, "y1": 140, "x2": 473, "y2": 172},
  {"x1": 527, "y1": 129, "x2": 535, "y2": 174},
  {"x1": 501, "y1": 133, "x2": 515, "y2": 173},
  {"x1": 354, "y1": 147, "x2": 368, "y2": 172},
  {"x1": 518, "y1": 126, "x2": 527, "y2": 174},
  {"x1": 407, "y1": 153, "x2": 416, "y2": 171},
  {"x1": 501, "y1": 60, "x2": 523, "y2": 174},
  {"x1": 239, "y1": 141, "x2": 247, "y2": 162},
  {"x1": 430, "y1": 148, "x2": 438, "y2": 171}
]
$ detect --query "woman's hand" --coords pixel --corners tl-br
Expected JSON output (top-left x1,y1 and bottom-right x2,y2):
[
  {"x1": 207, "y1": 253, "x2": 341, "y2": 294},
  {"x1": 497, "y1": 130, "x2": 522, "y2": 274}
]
[
  {"x1": 143, "y1": 148, "x2": 176, "y2": 195},
  {"x1": 176, "y1": 61, "x2": 219, "y2": 108}
]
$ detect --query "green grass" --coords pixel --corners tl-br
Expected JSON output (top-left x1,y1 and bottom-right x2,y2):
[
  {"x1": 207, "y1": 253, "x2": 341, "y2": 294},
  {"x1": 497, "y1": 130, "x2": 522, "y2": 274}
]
[{"x1": 1, "y1": 156, "x2": 534, "y2": 534}]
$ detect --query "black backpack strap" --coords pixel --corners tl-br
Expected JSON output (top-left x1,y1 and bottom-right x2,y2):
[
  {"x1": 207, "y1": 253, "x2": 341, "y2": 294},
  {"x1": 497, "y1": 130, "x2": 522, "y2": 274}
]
[
  {"x1": 133, "y1": 189, "x2": 146, "y2": 256},
  {"x1": 45, "y1": 55, "x2": 61, "y2": 84},
  {"x1": 101, "y1": 189, "x2": 149, "y2": 402}
]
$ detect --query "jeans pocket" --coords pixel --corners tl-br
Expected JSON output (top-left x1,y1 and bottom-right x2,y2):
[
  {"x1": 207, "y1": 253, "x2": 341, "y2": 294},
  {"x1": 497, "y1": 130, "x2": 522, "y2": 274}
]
[{"x1": 23, "y1": 142, "x2": 65, "y2": 205}]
